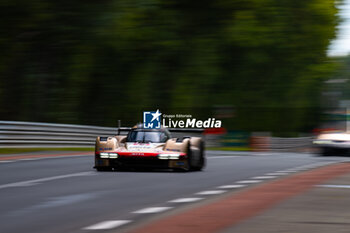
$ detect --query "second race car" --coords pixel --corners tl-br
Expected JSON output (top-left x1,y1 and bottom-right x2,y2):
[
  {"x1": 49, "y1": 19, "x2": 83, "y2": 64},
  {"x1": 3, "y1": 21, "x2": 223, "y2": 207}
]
[{"x1": 313, "y1": 131, "x2": 350, "y2": 156}]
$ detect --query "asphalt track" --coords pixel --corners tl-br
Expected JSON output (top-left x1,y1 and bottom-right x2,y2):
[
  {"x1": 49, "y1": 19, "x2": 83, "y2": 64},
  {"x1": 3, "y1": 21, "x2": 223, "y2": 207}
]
[{"x1": 1, "y1": 151, "x2": 350, "y2": 233}]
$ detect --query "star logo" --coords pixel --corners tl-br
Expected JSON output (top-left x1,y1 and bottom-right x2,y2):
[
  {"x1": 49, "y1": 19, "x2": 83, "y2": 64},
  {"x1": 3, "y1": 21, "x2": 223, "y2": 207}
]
[
  {"x1": 143, "y1": 110, "x2": 162, "y2": 129},
  {"x1": 151, "y1": 109, "x2": 161, "y2": 122}
]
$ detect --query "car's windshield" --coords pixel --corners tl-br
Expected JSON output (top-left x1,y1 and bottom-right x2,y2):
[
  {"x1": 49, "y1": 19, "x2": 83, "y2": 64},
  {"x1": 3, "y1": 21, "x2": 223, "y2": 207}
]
[{"x1": 127, "y1": 131, "x2": 167, "y2": 143}]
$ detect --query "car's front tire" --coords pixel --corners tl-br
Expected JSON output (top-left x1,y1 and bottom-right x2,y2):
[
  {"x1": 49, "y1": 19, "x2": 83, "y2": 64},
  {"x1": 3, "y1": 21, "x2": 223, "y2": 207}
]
[
  {"x1": 192, "y1": 141, "x2": 205, "y2": 171},
  {"x1": 182, "y1": 142, "x2": 193, "y2": 172},
  {"x1": 320, "y1": 147, "x2": 337, "y2": 156},
  {"x1": 96, "y1": 167, "x2": 112, "y2": 172}
]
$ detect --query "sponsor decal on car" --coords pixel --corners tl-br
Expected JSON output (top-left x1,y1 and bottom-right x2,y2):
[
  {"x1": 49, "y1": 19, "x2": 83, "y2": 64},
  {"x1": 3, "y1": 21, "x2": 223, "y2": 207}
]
[
  {"x1": 166, "y1": 148, "x2": 181, "y2": 152},
  {"x1": 99, "y1": 148, "x2": 112, "y2": 151},
  {"x1": 126, "y1": 143, "x2": 163, "y2": 151},
  {"x1": 131, "y1": 153, "x2": 145, "y2": 156}
]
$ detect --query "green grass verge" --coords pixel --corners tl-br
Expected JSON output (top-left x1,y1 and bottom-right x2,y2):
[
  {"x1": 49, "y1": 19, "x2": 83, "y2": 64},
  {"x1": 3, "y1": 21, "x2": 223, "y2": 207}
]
[{"x1": 0, "y1": 147, "x2": 93, "y2": 154}]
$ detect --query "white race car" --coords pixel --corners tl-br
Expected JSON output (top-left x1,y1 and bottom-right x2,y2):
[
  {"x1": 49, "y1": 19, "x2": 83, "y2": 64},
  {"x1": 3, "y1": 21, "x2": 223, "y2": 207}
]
[{"x1": 313, "y1": 131, "x2": 350, "y2": 155}]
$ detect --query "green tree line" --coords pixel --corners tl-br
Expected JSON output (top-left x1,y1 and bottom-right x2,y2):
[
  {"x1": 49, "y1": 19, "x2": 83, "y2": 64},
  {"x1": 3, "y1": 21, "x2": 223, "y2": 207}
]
[{"x1": 0, "y1": 0, "x2": 340, "y2": 133}]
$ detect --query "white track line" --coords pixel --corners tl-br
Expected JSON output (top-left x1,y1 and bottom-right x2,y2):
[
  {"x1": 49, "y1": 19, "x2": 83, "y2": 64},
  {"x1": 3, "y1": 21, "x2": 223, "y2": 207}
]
[
  {"x1": 252, "y1": 176, "x2": 276, "y2": 179},
  {"x1": 276, "y1": 170, "x2": 296, "y2": 173},
  {"x1": 283, "y1": 170, "x2": 299, "y2": 172},
  {"x1": 317, "y1": 184, "x2": 350, "y2": 189},
  {"x1": 132, "y1": 207, "x2": 173, "y2": 214},
  {"x1": 0, "y1": 171, "x2": 95, "y2": 190},
  {"x1": 169, "y1": 197, "x2": 204, "y2": 203},
  {"x1": 265, "y1": 172, "x2": 289, "y2": 176},
  {"x1": 19, "y1": 158, "x2": 41, "y2": 161},
  {"x1": 83, "y1": 220, "x2": 131, "y2": 230},
  {"x1": 217, "y1": 184, "x2": 246, "y2": 189},
  {"x1": 295, "y1": 162, "x2": 335, "y2": 170},
  {"x1": 196, "y1": 190, "x2": 227, "y2": 195},
  {"x1": 0, "y1": 161, "x2": 14, "y2": 163},
  {"x1": 236, "y1": 180, "x2": 262, "y2": 184}
]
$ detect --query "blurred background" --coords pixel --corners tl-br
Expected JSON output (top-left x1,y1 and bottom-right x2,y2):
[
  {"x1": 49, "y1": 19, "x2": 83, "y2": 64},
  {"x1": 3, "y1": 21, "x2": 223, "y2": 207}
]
[{"x1": 0, "y1": 0, "x2": 349, "y2": 137}]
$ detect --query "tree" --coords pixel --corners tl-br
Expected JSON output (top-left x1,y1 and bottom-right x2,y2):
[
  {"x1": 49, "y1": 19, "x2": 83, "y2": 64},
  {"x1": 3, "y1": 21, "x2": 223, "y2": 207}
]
[{"x1": 0, "y1": 0, "x2": 340, "y2": 133}]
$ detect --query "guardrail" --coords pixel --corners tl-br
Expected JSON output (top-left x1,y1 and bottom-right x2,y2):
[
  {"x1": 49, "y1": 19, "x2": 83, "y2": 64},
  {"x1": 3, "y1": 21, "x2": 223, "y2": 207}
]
[
  {"x1": 0, "y1": 121, "x2": 314, "y2": 150},
  {"x1": 269, "y1": 136, "x2": 313, "y2": 151},
  {"x1": 0, "y1": 121, "x2": 125, "y2": 148}
]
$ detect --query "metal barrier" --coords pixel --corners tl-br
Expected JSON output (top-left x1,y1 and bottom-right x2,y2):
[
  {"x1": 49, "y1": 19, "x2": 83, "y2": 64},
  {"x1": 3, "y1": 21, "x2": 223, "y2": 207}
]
[
  {"x1": 0, "y1": 121, "x2": 124, "y2": 148},
  {"x1": 269, "y1": 136, "x2": 313, "y2": 151},
  {"x1": 0, "y1": 120, "x2": 313, "y2": 150}
]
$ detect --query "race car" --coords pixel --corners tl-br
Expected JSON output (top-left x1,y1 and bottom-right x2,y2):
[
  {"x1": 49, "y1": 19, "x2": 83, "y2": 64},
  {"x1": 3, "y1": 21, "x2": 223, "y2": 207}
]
[
  {"x1": 313, "y1": 131, "x2": 350, "y2": 156},
  {"x1": 94, "y1": 124, "x2": 205, "y2": 171}
]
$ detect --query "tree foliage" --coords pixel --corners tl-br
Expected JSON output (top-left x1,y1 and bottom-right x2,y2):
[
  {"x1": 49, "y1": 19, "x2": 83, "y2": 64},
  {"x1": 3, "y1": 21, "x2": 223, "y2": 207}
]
[{"x1": 0, "y1": 0, "x2": 340, "y2": 132}]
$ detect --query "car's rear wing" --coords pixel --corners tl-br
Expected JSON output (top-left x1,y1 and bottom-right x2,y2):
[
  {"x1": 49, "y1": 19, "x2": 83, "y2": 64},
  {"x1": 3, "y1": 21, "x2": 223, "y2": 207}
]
[
  {"x1": 168, "y1": 128, "x2": 204, "y2": 139},
  {"x1": 117, "y1": 127, "x2": 132, "y2": 135}
]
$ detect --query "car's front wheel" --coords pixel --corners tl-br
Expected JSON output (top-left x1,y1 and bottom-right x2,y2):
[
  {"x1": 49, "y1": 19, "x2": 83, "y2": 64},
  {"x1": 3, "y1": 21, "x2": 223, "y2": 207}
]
[
  {"x1": 182, "y1": 142, "x2": 193, "y2": 172},
  {"x1": 192, "y1": 141, "x2": 205, "y2": 171},
  {"x1": 96, "y1": 167, "x2": 112, "y2": 172}
]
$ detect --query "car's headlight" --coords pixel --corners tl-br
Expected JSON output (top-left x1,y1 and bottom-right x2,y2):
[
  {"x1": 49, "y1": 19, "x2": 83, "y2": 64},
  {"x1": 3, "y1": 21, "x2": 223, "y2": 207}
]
[
  {"x1": 158, "y1": 154, "x2": 180, "y2": 160},
  {"x1": 313, "y1": 140, "x2": 333, "y2": 144},
  {"x1": 100, "y1": 152, "x2": 118, "y2": 158},
  {"x1": 108, "y1": 153, "x2": 118, "y2": 158}
]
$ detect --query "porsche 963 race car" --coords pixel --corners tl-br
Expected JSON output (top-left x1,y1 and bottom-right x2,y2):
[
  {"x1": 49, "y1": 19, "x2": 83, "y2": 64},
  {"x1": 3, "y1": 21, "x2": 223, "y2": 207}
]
[{"x1": 94, "y1": 124, "x2": 205, "y2": 171}]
